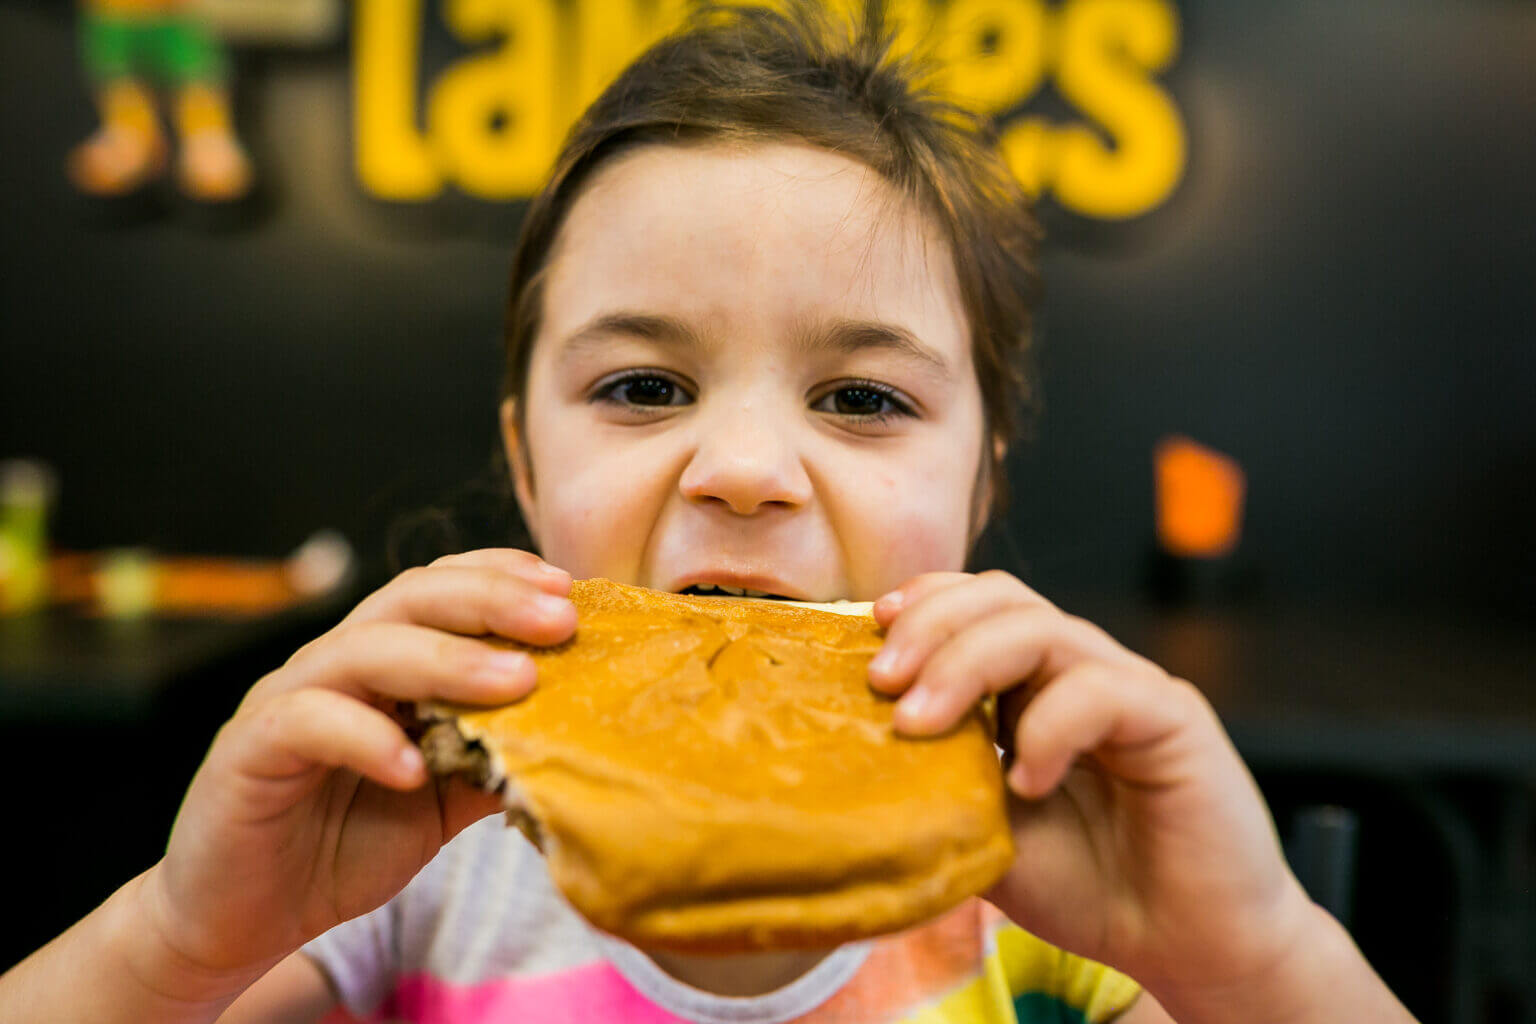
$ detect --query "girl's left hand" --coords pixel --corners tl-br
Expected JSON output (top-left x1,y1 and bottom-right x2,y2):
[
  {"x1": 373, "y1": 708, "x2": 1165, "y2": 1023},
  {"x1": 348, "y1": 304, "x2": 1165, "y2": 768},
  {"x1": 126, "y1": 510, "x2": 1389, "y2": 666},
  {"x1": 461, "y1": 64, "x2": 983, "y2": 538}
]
[{"x1": 868, "y1": 571, "x2": 1314, "y2": 1000}]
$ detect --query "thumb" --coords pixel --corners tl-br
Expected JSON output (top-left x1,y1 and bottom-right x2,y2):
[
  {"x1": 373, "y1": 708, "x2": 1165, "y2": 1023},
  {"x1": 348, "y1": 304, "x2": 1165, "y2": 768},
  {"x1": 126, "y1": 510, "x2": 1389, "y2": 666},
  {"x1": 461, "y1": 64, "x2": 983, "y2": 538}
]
[{"x1": 438, "y1": 775, "x2": 506, "y2": 840}]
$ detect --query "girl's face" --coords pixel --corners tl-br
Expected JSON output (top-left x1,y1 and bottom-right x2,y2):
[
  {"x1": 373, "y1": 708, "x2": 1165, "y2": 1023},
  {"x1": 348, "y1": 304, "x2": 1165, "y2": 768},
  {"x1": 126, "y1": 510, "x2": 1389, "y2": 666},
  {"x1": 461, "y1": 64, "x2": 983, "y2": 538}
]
[{"x1": 503, "y1": 141, "x2": 991, "y2": 602}]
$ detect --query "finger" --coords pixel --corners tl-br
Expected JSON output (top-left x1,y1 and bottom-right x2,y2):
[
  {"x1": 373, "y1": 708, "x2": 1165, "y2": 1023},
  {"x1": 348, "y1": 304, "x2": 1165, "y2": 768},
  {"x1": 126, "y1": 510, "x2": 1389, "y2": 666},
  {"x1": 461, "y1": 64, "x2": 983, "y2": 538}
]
[
  {"x1": 341, "y1": 564, "x2": 576, "y2": 644},
  {"x1": 426, "y1": 549, "x2": 572, "y2": 595},
  {"x1": 1006, "y1": 662, "x2": 1206, "y2": 799},
  {"x1": 890, "y1": 602, "x2": 1061, "y2": 734},
  {"x1": 263, "y1": 621, "x2": 540, "y2": 705},
  {"x1": 871, "y1": 572, "x2": 972, "y2": 628},
  {"x1": 889, "y1": 602, "x2": 1164, "y2": 733},
  {"x1": 229, "y1": 687, "x2": 428, "y2": 792},
  {"x1": 869, "y1": 570, "x2": 1045, "y2": 693},
  {"x1": 438, "y1": 774, "x2": 507, "y2": 841}
]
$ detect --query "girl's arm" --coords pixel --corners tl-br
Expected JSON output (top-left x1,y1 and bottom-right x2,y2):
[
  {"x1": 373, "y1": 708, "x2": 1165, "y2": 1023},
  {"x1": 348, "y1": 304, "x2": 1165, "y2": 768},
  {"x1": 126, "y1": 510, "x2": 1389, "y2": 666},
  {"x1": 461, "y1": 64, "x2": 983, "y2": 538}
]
[
  {"x1": 1107, "y1": 905, "x2": 1407, "y2": 1024},
  {"x1": 0, "y1": 870, "x2": 269, "y2": 1024},
  {"x1": 1132, "y1": 902, "x2": 1410, "y2": 1024},
  {"x1": 218, "y1": 952, "x2": 335, "y2": 1024},
  {"x1": 869, "y1": 570, "x2": 1417, "y2": 1024},
  {"x1": 0, "y1": 879, "x2": 333, "y2": 1024},
  {"x1": 0, "y1": 549, "x2": 575, "y2": 1024}
]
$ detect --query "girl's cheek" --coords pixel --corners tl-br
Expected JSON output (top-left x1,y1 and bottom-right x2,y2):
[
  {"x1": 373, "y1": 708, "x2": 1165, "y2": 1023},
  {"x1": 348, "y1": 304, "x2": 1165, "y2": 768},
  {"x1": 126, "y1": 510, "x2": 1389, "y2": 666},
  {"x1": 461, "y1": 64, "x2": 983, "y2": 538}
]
[
  {"x1": 538, "y1": 498, "x2": 632, "y2": 578},
  {"x1": 849, "y1": 493, "x2": 972, "y2": 593},
  {"x1": 820, "y1": 441, "x2": 974, "y2": 592},
  {"x1": 885, "y1": 515, "x2": 967, "y2": 579},
  {"x1": 534, "y1": 453, "x2": 672, "y2": 577}
]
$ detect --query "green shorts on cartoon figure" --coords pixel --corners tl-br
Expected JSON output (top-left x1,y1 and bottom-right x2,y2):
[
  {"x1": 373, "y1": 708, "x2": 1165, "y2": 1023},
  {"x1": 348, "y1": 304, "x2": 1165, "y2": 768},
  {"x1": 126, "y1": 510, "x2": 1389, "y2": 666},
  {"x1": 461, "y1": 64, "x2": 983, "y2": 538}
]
[{"x1": 69, "y1": 0, "x2": 251, "y2": 201}]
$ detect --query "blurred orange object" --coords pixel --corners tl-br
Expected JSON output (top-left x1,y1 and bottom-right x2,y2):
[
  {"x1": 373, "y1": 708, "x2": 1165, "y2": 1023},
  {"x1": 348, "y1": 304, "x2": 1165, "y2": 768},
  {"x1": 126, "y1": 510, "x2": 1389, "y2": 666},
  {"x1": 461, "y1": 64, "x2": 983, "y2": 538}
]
[
  {"x1": 154, "y1": 556, "x2": 297, "y2": 614},
  {"x1": 49, "y1": 551, "x2": 302, "y2": 617},
  {"x1": 1154, "y1": 436, "x2": 1246, "y2": 558}
]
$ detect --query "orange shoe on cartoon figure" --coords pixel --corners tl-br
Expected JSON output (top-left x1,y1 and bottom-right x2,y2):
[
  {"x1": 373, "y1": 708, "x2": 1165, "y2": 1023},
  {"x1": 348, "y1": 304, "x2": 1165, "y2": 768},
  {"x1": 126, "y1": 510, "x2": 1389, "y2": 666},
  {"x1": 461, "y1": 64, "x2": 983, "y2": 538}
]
[
  {"x1": 67, "y1": 120, "x2": 169, "y2": 196},
  {"x1": 177, "y1": 129, "x2": 252, "y2": 202}
]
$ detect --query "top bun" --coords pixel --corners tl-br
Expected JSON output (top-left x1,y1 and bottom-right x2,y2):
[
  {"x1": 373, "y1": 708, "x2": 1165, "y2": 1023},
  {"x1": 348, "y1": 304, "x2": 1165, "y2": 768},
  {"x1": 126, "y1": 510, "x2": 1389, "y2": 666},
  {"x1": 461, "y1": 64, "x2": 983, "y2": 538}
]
[{"x1": 420, "y1": 577, "x2": 1013, "y2": 953}]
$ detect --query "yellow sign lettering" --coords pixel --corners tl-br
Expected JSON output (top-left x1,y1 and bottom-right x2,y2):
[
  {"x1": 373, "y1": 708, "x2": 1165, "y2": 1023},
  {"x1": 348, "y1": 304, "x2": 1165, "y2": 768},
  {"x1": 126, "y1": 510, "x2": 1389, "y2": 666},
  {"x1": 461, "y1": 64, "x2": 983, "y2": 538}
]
[
  {"x1": 1050, "y1": 0, "x2": 1185, "y2": 219},
  {"x1": 936, "y1": 0, "x2": 1047, "y2": 116},
  {"x1": 353, "y1": 0, "x2": 440, "y2": 200},
  {"x1": 351, "y1": 0, "x2": 1188, "y2": 221},
  {"x1": 429, "y1": 0, "x2": 561, "y2": 199},
  {"x1": 999, "y1": 115, "x2": 1054, "y2": 197},
  {"x1": 570, "y1": 0, "x2": 692, "y2": 122}
]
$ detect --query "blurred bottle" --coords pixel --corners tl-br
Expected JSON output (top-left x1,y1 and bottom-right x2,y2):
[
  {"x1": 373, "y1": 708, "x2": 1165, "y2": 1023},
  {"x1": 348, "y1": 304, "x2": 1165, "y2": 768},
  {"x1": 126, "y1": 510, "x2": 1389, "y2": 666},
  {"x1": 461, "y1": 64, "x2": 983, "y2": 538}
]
[
  {"x1": 98, "y1": 547, "x2": 160, "y2": 619},
  {"x1": 0, "y1": 459, "x2": 58, "y2": 615}
]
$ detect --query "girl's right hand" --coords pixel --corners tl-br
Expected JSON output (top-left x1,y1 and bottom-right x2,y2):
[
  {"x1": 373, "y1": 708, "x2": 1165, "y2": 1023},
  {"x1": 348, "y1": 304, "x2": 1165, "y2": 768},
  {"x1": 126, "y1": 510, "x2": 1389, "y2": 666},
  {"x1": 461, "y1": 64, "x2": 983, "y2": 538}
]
[{"x1": 137, "y1": 549, "x2": 576, "y2": 982}]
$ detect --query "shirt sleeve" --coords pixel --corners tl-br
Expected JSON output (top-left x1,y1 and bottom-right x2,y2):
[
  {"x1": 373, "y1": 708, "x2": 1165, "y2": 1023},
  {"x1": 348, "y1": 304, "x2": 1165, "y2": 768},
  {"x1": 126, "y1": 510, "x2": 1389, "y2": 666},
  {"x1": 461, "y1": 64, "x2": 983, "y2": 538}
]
[
  {"x1": 302, "y1": 899, "x2": 399, "y2": 1018},
  {"x1": 994, "y1": 923, "x2": 1143, "y2": 1023}
]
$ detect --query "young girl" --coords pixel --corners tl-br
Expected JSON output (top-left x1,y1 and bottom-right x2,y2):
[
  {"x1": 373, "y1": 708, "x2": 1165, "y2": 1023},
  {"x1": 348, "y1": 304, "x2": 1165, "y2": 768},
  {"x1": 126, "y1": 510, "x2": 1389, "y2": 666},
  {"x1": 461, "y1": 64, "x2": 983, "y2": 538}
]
[{"x1": 2, "y1": 3, "x2": 1414, "y2": 1022}]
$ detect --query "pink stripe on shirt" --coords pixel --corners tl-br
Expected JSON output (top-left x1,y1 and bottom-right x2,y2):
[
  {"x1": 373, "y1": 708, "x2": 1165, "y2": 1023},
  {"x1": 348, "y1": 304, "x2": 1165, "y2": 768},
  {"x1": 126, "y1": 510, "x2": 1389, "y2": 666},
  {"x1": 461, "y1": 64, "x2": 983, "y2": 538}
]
[{"x1": 373, "y1": 960, "x2": 693, "y2": 1024}]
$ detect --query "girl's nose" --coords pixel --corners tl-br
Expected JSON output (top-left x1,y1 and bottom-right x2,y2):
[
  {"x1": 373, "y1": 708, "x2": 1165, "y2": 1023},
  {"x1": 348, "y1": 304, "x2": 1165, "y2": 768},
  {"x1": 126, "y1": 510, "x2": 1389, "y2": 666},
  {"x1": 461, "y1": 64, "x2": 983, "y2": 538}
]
[{"x1": 678, "y1": 415, "x2": 813, "y2": 516}]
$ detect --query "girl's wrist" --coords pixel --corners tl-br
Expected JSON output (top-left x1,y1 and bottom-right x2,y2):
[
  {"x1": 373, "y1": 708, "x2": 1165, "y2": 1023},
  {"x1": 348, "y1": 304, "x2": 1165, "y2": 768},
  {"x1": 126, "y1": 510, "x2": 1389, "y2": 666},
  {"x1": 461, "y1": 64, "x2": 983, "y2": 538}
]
[
  {"x1": 1145, "y1": 894, "x2": 1415, "y2": 1024},
  {"x1": 0, "y1": 866, "x2": 277, "y2": 1024},
  {"x1": 107, "y1": 865, "x2": 276, "y2": 1021}
]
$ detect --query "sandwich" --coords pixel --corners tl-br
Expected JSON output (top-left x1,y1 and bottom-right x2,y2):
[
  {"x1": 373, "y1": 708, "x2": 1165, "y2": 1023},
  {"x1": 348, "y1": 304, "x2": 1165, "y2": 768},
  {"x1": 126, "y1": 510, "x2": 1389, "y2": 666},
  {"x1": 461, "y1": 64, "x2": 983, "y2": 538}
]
[{"x1": 418, "y1": 577, "x2": 1013, "y2": 953}]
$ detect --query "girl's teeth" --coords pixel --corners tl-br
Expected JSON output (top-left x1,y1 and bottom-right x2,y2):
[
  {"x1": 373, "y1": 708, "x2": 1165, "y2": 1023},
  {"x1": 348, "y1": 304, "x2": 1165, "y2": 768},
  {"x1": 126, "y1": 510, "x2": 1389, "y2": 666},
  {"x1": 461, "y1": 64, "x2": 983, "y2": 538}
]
[{"x1": 688, "y1": 584, "x2": 778, "y2": 598}]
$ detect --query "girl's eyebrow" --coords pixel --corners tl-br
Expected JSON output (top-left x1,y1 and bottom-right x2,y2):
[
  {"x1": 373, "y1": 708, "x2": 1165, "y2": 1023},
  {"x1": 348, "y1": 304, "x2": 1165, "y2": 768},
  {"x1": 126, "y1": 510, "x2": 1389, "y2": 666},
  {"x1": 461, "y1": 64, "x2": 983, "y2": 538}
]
[
  {"x1": 797, "y1": 318, "x2": 954, "y2": 383},
  {"x1": 557, "y1": 312, "x2": 704, "y2": 360},
  {"x1": 556, "y1": 311, "x2": 954, "y2": 383}
]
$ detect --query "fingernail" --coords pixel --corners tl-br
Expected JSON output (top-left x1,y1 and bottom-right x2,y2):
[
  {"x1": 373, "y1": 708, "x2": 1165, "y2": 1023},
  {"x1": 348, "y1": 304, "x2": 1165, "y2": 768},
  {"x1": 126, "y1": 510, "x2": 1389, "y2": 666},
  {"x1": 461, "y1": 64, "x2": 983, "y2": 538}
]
[
  {"x1": 480, "y1": 650, "x2": 531, "y2": 683},
  {"x1": 1008, "y1": 763, "x2": 1029, "y2": 795},
  {"x1": 396, "y1": 745, "x2": 425, "y2": 782},
  {"x1": 868, "y1": 646, "x2": 899, "y2": 677},
  {"x1": 538, "y1": 562, "x2": 569, "y2": 578},
  {"x1": 898, "y1": 686, "x2": 930, "y2": 719},
  {"x1": 875, "y1": 590, "x2": 905, "y2": 614},
  {"x1": 534, "y1": 593, "x2": 573, "y2": 616}
]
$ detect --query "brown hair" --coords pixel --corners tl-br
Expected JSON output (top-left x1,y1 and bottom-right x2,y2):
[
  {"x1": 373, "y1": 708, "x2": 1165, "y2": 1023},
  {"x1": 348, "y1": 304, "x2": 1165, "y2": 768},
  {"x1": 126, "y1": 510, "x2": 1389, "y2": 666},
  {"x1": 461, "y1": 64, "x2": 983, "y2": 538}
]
[{"x1": 503, "y1": 0, "x2": 1041, "y2": 524}]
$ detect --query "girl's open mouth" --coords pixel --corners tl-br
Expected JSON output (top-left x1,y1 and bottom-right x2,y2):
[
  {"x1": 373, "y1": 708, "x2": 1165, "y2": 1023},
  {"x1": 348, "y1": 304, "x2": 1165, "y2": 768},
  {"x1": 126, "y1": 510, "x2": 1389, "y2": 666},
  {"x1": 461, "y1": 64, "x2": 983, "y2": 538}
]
[{"x1": 678, "y1": 583, "x2": 795, "y2": 601}]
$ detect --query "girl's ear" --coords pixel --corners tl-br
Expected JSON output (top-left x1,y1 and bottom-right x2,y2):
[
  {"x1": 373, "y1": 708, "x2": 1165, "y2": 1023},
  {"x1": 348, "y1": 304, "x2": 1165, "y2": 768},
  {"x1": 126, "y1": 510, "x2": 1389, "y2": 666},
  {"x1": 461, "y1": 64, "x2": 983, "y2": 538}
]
[{"x1": 499, "y1": 397, "x2": 540, "y2": 548}]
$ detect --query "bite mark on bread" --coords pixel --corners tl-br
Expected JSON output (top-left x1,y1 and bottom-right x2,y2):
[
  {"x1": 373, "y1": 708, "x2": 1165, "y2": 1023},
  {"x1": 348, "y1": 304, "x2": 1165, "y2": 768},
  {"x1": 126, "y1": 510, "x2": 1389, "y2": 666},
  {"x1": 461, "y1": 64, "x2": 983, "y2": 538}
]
[{"x1": 418, "y1": 716, "x2": 549, "y2": 851}]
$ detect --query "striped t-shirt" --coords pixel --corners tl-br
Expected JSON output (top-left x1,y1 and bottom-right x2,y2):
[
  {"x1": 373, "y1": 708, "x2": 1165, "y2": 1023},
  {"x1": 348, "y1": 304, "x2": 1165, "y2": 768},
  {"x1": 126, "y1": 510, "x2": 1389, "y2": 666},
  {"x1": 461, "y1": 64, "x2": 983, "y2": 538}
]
[{"x1": 305, "y1": 817, "x2": 1140, "y2": 1024}]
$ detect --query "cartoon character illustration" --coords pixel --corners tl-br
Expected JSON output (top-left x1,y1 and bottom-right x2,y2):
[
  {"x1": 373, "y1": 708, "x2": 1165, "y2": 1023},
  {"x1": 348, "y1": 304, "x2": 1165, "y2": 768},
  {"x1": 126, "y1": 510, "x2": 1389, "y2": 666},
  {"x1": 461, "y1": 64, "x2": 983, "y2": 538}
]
[{"x1": 68, "y1": 0, "x2": 252, "y2": 201}]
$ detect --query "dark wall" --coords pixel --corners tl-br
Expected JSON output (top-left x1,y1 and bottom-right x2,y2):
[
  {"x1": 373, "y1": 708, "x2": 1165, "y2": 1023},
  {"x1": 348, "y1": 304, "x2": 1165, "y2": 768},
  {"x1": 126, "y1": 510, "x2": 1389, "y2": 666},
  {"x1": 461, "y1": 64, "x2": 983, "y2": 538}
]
[
  {"x1": 1011, "y1": 2, "x2": 1536, "y2": 616},
  {"x1": 2, "y1": 0, "x2": 1533, "y2": 616}
]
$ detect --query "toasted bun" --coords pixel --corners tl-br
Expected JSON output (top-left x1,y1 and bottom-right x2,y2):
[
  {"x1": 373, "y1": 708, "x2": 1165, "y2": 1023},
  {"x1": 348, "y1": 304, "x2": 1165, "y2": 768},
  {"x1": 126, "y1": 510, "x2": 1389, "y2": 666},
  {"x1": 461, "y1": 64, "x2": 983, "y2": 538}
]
[{"x1": 419, "y1": 578, "x2": 1013, "y2": 953}]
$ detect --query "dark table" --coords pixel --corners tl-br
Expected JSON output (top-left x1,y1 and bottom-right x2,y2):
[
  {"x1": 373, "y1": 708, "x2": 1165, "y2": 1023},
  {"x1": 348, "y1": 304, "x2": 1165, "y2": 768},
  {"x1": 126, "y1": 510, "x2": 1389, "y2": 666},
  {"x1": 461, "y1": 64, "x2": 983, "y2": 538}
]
[
  {"x1": 1060, "y1": 594, "x2": 1536, "y2": 1024},
  {"x1": 1061, "y1": 595, "x2": 1536, "y2": 777},
  {"x1": 0, "y1": 595, "x2": 353, "y2": 971},
  {"x1": 0, "y1": 600, "x2": 350, "y2": 723}
]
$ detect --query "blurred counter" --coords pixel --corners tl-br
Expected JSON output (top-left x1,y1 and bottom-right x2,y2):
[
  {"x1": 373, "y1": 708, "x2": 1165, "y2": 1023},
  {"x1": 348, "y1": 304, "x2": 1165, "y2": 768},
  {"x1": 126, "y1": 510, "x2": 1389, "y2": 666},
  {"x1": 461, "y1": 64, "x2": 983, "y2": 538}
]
[
  {"x1": 0, "y1": 598, "x2": 349, "y2": 722},
  {"x1": 0, "y1": 586, "x2": 355, "y2": 972},
  {"x1": 1062, "y1": 595, "x2": 1536, "y2": 777},
  {"x1": 1060, "y1": 593, "x2": 1536, "y2": 1024},
  {"x1": 0, "y1": 537, "x2": 357, "y2": 721}
]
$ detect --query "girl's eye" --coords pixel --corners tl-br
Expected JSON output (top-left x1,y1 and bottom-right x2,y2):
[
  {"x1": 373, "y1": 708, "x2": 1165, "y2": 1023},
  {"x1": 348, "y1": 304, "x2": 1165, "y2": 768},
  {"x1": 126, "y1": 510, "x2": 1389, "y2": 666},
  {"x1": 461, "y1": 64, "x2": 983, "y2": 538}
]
[
  {"x1": 812, "y1": 382, "x2": 916, "y2": 424},
  {"x1": 593, "y1": 372, "x2": 692, "y2": 409},
  {"x1": 829, "y1": 386, "x2": 889, "y2": 416}
]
